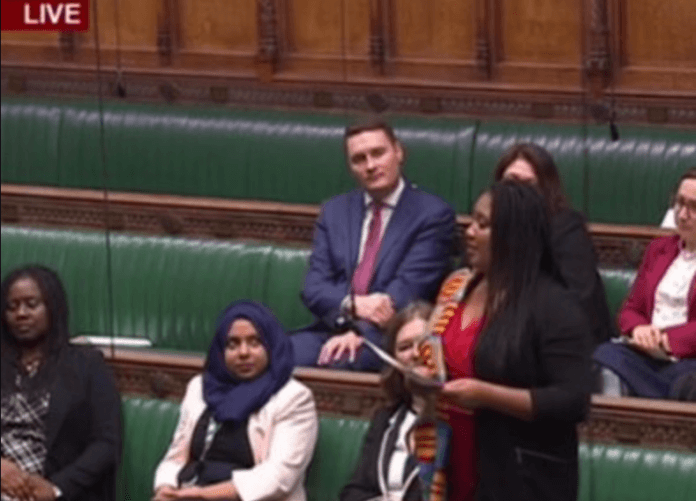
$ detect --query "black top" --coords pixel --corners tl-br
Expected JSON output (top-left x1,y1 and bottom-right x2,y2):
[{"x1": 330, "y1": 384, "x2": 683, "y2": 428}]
[
  {"x1": 475, "y1": 276, "x2": 592, "y2": 501},
  {"x1": 552, "y1": 209, "x2": 615, "y2": 346},
  {"x1": 340, "y1": 403, "x2": 421, "y2": 501},
  {"x1": 179, "y1": 409, "x2": 254, "y2": 487},
  {"x1": 40, "y1": 346, "x2": 121, "y2": 501}
]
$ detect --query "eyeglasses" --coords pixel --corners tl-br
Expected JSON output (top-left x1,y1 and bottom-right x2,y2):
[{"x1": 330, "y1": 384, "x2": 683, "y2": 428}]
[{"x1": 673, "y1": 197, "x2": 696, "y2": 217}]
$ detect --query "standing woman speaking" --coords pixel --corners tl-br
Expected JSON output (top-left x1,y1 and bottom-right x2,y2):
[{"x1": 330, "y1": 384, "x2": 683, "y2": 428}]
[{"x1": 437, "y1": 182, "x2": 592, "y2": 501}]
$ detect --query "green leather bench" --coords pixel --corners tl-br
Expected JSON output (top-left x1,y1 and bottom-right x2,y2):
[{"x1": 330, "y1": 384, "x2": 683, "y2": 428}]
[
  {"x1": 119, "y1": 396, "x2": 696, "y2": 501},
  {"x1": 1, "y1": 225, "x2": 312, "y2": 351},
  {"x1": 3, "y1": 97, "x2": 694, "y2": 224},
  {"x1": 1, "y1": 225, "x2": 634, "y2": 353}
]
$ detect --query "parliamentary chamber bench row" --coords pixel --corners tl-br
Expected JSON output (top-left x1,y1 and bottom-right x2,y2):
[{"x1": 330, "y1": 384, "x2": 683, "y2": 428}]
[
  {"x1": 2, "y1": 99, "x2": 695, "y2": 500},
  {"x1": 2, "y1": 96, "x2": 695, "y2": 229}
]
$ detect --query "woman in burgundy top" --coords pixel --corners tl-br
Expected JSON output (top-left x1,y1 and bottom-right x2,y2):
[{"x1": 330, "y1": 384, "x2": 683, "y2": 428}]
[{"x1": 593, "y1": 168, "x2": 696, "y2": 399}]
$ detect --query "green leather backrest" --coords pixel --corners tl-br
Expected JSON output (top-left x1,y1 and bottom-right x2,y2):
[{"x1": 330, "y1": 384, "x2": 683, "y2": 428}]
[
  {"x1": 471, "y1": 121, "x2": 589, "y2": 211},
  {"x1": 598, "y1": 267, "x2": 636, "y2": 320},
  {"x1": 1, "y1": 97, "x2": 475, "y2": 209},
  {"x1": 471, "y1": 122, "x2": 696, "y2": 224},
  {"x1": 585, "y1": 127, "x2": 695, "y2": 225},
  {"x1": 118, "y1": 397, "x2": 695, "y2": 501},
  {"x1": 305, "y1": 416, "x2": 371, "y2": 501},
  {"x1": 0, "y1": 226, "x2": 311, "y2": 351},
  {"x1": 578, "y1": 443, "x2": 696, "y2": 501},
  {"x1": 2, "y1": 225, "x2": 642, "y2": 352},
  {"x1": 8, "y1": 97, "x2": 693, "y2": 225},
  {"x1": 118, "y1": 397, "x2": 370, "y2": 501},
  {"x1": 119, "y1": 397, "x2": 180, "y2": 501},
  {"x1": 1, "y1": 100, "x2": 62, "y2": 185}
]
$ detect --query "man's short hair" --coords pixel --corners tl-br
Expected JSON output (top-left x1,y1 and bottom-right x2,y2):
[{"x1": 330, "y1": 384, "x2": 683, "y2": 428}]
[{"x1": 343, "y1": 118, "x2": 399, "y2": 151}]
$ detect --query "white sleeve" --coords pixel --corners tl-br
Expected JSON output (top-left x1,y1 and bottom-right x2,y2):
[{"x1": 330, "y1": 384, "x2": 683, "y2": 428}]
[
  {"x1": 153, "y1": 375, "x2": 203, "y2": 490},
  {"x1": 232, "y1": 384, "x2": 319, "y2": 501}
]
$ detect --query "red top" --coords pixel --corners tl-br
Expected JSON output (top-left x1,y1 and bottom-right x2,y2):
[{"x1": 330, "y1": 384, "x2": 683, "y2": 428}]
[
  {"x1": 441, "y1": 305, "x2": 485, "y2": 501},
  {"x1": 619, "y1": 235, "x2": 696, "y2": 358}
]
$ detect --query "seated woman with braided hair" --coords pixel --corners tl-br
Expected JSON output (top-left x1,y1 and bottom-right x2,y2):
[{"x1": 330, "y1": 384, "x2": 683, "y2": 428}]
[
  {"x1": 1, "y1": 265, "x2": 121, "y2": 501},
  {"x1": 152, "y1": 300, "x2": 318, "y2": 501}
]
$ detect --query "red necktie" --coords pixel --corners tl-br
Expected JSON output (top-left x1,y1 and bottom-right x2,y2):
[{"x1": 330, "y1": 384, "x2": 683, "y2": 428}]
[{"x1": 352, "y1": 202, "x2": 384, "y2": 295}]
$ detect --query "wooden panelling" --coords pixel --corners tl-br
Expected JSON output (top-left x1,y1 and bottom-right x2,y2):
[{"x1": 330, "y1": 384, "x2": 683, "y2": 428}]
[
  {"x1": 2, "y1": 0, "x2": 695, "y2": 121},
  {"x1": 0, "y1": 184, "x2": 671, "y2": 268},
  {"x1": 388, "y1": 0, "x2": 477, "y2": 82},
  {"x1": 498, "y1": 0, "x2": 582, "y2": 87},
  {"x1": 102, "y1": 347, "x2": 696, "y2": 450},
  {"x1": 615, "y1": 0, "x2": 696, "y2": 92}
]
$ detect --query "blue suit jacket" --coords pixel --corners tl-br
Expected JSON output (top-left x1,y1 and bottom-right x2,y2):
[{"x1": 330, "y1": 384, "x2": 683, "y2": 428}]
[{"x1": 301, "y1": 180, "x2": 456, "y2": 331}]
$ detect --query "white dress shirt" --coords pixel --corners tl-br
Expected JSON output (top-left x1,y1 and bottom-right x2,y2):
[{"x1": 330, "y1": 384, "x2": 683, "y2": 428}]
[
  {"x1": 358, "y1": 177, "x2": 406, "y2": 261},
  {"x1": 652, "y1": 247, "x2": 696, "y2": 329}
]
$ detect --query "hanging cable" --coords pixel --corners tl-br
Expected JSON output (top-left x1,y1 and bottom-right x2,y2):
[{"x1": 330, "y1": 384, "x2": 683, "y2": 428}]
[
  {"x1": 113, "y1": 0, "x2": 126, "y2": 96},
  {"x1": 91, "y1": 0, "x2": 116, "y2": 360}
]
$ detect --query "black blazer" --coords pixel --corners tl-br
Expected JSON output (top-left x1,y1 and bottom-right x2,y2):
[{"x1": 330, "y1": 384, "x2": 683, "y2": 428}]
[
  {"x1": 44, "y1": 346, "x2": 121, "y2": 501},
  {"x1": 552, "y1": 209, "x2": 614, "y2": 346},
  {"x1": 474, "y1": 277, "x2": 592, "y2": 501},
  {"x1": 340, "y1": 403, "x2": 421, "y2": 501}
]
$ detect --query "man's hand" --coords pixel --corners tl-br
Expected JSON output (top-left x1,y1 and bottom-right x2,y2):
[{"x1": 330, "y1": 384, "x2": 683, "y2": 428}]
[
  {"x1": 630, "y1": 325, "x2": 664, "y2": 351},
  {"x1": 317, "y1": 331, "x2": 363, "y2": 365},
  {"x1": 354, "y1": 293, "x2": 395, "y2": 327},
  {"x1": 1, "y1": 458, "x2": 35, "y2": 501}
]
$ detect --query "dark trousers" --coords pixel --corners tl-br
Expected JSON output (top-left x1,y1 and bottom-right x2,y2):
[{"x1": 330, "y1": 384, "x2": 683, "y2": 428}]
[
  {"x1": 290, "y1": 320, "x2": 385, "y2": 371},
  {"x1": 593, "y1": 342, "x2": 696, "y2": 400}
]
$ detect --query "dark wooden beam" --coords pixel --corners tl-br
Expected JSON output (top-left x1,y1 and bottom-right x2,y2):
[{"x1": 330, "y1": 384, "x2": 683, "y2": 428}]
[{"x1": 1, "y1": 184, "x2": 671, "y2": 268}]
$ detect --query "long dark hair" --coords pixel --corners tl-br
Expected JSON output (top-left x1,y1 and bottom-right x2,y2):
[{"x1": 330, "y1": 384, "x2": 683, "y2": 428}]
[
  {"x1": 1, "y1": 265, "x2": 71, "y2": 394},
  {"x1": 493, "y1": 143, "x2": 569, "y2": 215},
  {"x1": 383, "y1": 301, "x2": 433, "y2": 405},
  {"x1": 479, "y1": 182, "x2": 561, "y2": 377}
]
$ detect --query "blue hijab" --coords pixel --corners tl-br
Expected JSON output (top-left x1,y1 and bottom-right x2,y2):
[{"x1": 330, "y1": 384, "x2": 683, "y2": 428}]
[{"x1": 203, "y1": 301, "x2": 295, "y2": 423}]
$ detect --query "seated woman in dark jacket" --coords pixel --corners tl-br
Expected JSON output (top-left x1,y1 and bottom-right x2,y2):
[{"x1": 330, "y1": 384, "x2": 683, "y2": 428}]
[
  {"x1": 1, "y1": 265, "x2": 121, "y2": 501},
  {"x1": 494, "y1": 143, "x2": 614, "y2": 348},
  {"x1": 437, "y1": 182, "x2": 592, "y2": 501},
  {"x1": 341, "y1": 301, "x2": 446, "y2": 501},
  {"x1": 593, "y1": 168, "x2": 696, "y2": 400}
]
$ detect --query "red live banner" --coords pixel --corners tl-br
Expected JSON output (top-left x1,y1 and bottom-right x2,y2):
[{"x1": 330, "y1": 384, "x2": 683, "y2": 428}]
[{"x1": 1, "y1": 0, "x2": 89, "y2": 31}]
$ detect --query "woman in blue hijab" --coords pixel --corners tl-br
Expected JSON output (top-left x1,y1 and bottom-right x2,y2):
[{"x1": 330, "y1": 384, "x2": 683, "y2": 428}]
[{"x1": 153, "y1": 301, "x2": 318, "y2": 501}]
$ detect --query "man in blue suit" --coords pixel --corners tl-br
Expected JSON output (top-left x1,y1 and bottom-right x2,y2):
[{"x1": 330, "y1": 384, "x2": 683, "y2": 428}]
[{"x1": 291, "y1": 120, "x2": 456, "y2": 371}]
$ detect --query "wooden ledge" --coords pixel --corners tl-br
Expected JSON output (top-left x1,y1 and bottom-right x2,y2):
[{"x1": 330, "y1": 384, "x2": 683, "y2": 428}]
[
  {"x1": 102, "y1": 347, "x2": 696, "y2": 450},
  {"x1": 1, "y1": 184, "x2": 672, "y2": 266}
]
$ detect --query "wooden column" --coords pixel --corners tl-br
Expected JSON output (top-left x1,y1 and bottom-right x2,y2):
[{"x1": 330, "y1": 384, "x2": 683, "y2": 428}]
[
  {"x1": 257, "y1": 0, "x2": 280, "y2": 80},
  {"x1": 369, "y1": 0, "x2": 386, "y2": 74},
  {"x1": 475, "y1": 0, "x2": 494, "y2": 78},
  {"x1": 157, "y1": 0, "x2": 180, "y2": 66},
  {"x1": 585, "y1": 0, "x2": 612, "y2": 97}
]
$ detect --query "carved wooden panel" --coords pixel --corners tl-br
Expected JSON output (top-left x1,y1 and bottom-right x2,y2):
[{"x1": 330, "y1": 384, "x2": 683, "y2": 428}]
[
  {"x1": 281, "y1": 0, "x2": 346, "y2": 78},
  {"x1": 498, "y1": 0, "x2": 583, "y2": 87},
  {"x1": 177, "y1": 0, "x2": 256, "y2": 74},
  {"x1": 614, "y1": 0, "x2": 696, "y2": 92},
  {"x1": 389, "y1": 0, "x2": 477, "y2": 82}
]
